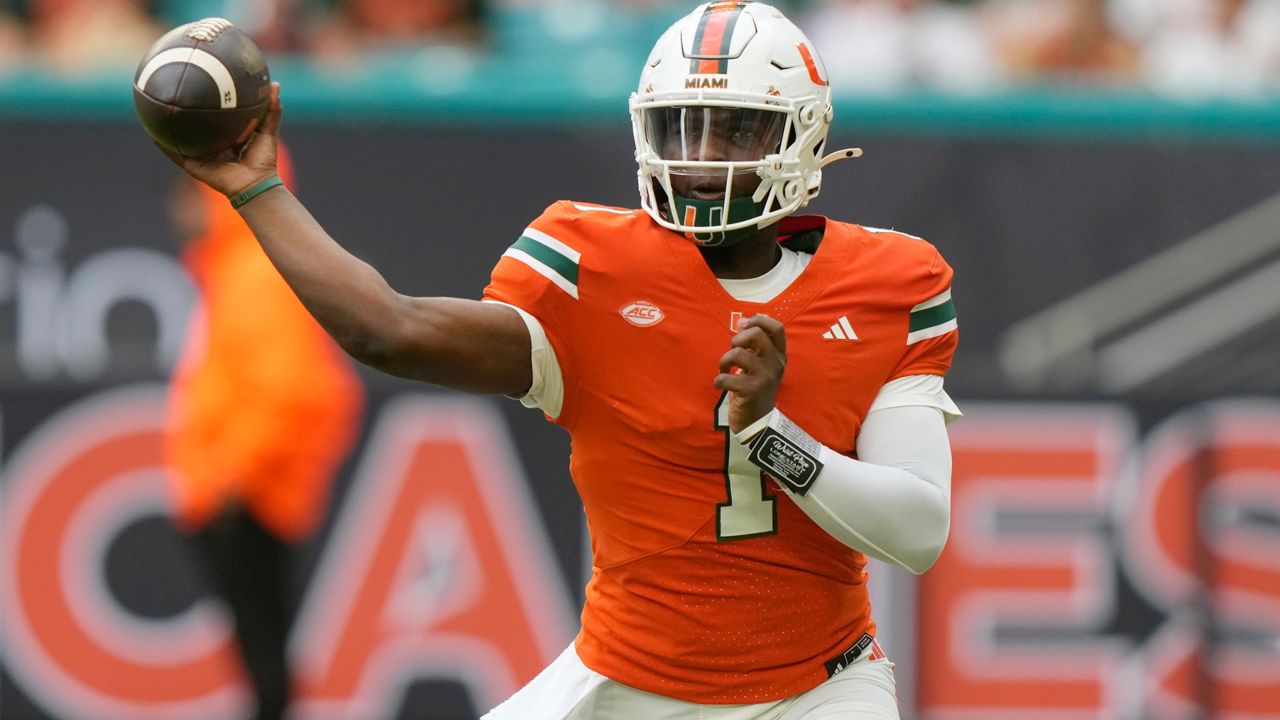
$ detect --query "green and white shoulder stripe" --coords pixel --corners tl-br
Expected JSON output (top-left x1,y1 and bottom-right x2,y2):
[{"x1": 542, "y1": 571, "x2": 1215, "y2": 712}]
[
  {"x1": 503, "y1": 227, "x2": 581, "y2": 299},
  {"x1": 908, "y1": 288, "x2": 957, "y2": 344}
]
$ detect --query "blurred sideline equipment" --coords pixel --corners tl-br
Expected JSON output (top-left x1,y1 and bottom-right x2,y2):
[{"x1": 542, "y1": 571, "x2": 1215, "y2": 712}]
[
  {"x1": 134, "y1": 17, "x2": 271, "y2": 157},
  {"x1": 165, "y1": 145, "x2": 364, "y2": 720}
]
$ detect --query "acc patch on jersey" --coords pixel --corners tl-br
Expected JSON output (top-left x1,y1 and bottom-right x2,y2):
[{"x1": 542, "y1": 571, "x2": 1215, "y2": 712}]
[{"x1": 620, "y1": 300, "x2": 665, "y2": 327}]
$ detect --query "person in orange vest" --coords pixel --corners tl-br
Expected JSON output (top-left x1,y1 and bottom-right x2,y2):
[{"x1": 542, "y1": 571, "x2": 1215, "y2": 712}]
[{"x1": 165, "y1": 145, "x2": 364, "y2": 720}]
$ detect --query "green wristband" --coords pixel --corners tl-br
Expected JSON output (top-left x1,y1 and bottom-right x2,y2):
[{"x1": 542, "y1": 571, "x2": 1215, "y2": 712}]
[{"x1": 228, "y1": 174, "x2": 284, "y2": 209}]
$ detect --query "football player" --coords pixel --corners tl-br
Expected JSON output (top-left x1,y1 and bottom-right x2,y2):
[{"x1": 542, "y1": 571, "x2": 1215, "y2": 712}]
[{"x1": 157, "y1": 2, "x2": 959, "y2": 718}]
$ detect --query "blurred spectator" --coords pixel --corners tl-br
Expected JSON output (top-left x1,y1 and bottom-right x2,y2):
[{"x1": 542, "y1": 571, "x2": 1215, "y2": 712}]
[
  {"x1": 26, "y1": 0, "x2": 162, "y2": 75},
  {"x1": 0, "y1": 4, "x2": 26, "y2": 71},
  {"x1": 3, "y1": 0, "x2": 1279, "y2": 98},
  {"x1": 992, "y1": 0, "x2": 1140, "y2": 85},
  {"x1": 165, "y1": 146, "x2": 364, "y2": 720},
  {"x1": 156, "y1": 0, "x2": 306, "y2": 52},
  {"x1": 1140, "y1": 0, "x2": 1280, "y2": 98},
  {"x1": 801, "y1": 0, "x2": 1005, "y2": 94},
  {"x1": 304, "y1": 0, "x2": 484, "y2": 62}
]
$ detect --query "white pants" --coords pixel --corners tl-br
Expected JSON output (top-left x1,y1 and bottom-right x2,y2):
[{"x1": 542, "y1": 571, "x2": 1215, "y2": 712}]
[{"x1": 482, "y1": 644, "x2": 899, "y2": 720}]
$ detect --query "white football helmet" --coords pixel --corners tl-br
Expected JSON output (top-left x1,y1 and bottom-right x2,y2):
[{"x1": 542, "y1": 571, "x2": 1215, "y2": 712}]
[{"x1": 630, "y1": 1, "x2": 857, "y2": 246}]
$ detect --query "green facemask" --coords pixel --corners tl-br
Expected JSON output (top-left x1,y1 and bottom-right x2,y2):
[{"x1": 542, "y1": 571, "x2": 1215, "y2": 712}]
[{"x1": 667, "y1": 195, "x2": 767, "y2": 246}]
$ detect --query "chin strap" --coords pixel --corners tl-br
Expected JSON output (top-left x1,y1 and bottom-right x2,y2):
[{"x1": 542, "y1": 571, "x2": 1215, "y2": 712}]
[{"x1": 819, "y1": 147, "x2": 863, "y2": 169}]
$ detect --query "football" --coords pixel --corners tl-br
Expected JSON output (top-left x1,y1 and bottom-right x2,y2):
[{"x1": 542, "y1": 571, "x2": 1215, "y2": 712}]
[{"x1": 133, "y1": 18, "x2": 271, "y2": 157}]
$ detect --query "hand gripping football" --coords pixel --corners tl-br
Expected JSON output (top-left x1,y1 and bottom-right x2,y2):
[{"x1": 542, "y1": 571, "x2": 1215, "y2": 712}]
[{"x1": 133, "y1": 18, "x2": 271, "y2": 157}]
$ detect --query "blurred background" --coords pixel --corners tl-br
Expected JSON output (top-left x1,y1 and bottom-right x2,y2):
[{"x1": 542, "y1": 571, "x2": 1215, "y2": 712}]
[{"x1": 2, "y1": 0, "x2": 1279, "y2": 718}]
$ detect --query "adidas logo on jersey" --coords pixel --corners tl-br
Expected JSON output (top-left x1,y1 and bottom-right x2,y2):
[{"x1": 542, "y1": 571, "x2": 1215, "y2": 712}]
[{"x1": 822, "y1": 316, "x2": 858, "y2": 341}]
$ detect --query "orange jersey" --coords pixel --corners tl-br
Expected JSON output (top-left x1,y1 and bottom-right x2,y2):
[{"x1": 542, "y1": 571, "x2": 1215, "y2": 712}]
[
  {"x1": 483, "y1": 201, "x2": 957, "y2": 704},
  {"x1": 167, "y1": 181, "x2": 364, "y2": 541}
]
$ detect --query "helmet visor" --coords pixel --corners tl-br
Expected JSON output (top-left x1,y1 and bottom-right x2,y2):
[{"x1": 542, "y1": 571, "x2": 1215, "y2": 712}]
[{"x1": 642, "y1": 106, "x2": 786, "y2": 172}]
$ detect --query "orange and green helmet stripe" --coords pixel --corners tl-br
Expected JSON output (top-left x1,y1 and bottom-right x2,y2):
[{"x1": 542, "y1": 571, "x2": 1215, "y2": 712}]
[{"x1": 689, "y1": 1, "x2": 747, "y2": 74}]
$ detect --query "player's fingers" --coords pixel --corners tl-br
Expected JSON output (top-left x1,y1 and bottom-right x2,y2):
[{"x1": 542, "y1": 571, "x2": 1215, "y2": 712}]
[
  {"x1": 719, "y1": 347, "x2": 761, "y2": 376},
  {"x1": 750, "y1": 314, "x2": 787, "y2": 356},
  {"x1": 737, "y1": 314, "x2": 786, "y2": 356},
  {"x1": 713, "y1": 372, "x2": 750, "y2": 393},
  {"x1": 729, "y1": 328, "x2": 786, "y2": 379},
  {"x1": 260, "y1": 83, "x2": 282, "y2": 137},
  {"x1": 730, "y1": 325, "x2": 777, "y2": 356}
]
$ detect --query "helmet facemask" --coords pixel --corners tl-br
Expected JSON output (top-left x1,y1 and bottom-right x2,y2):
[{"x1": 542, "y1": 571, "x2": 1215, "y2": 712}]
[
  {"x1": 629, "y1": 2, "x2": 848, "y2": 247},
  {"x1": 633, "y1": 95, "x2": 829, "y2": 247}
]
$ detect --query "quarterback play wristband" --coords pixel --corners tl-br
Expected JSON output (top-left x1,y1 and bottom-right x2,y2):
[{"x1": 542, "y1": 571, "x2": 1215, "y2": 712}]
[
  {"x1": 228, "y1": 174, "x2": 284, "y2": 209},
  {"x1": 742, "y1": 409, "x2": 825, "y2": 496}
]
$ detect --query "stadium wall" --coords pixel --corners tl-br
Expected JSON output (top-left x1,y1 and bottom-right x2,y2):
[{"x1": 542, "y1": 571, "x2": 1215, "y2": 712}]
[{"x1": 2, "y1": 117, "x2": 1278, "y2": 719}]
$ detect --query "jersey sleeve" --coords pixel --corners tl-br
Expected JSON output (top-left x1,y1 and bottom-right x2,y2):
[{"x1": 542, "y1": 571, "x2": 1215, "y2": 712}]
[
  {"x1": 888, "y1": 243, "x2": 958, "y2": 381},
  {"x1": 482, "y1": 301, "x2": 566, "y2": 420},
  {"x1": 867, "y1": 374, "x2": 962, "y2": 424},
  {"x1": 482, "y1": 201, "x2": 585, "y2": 424}
]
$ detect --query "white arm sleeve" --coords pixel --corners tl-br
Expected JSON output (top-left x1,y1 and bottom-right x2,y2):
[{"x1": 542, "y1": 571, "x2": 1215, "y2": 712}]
[{"x1": 742, "y1": 403, "x2": 953, "y2": 574}]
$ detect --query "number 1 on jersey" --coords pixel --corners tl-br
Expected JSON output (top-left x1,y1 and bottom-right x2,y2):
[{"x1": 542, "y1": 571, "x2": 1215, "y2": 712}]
[{"x1": 715, "y1": 392, "x2": 777, "y2": 540}]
